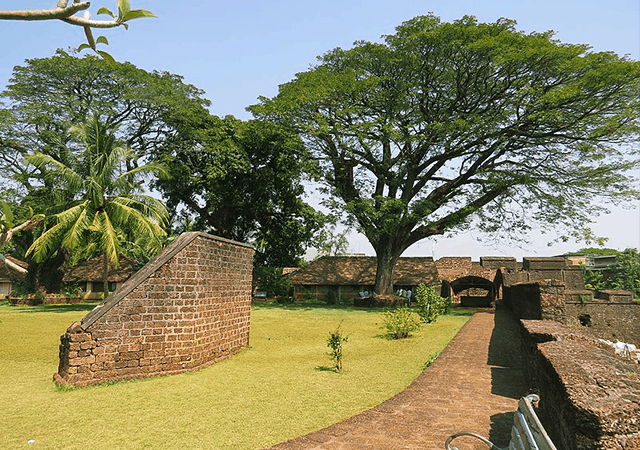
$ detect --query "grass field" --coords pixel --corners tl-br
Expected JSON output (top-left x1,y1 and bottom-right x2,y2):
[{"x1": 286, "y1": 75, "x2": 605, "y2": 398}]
[{"x1": 0, "y1": 302, "x2": 473, "y2": 449}]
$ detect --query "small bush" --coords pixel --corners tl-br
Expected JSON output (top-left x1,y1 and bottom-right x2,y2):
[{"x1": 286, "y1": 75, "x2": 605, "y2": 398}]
[
  {"x1": 381, "y1": 307, "x2": 422, "y2": 339},
  {"x1": 62, "y1": 282, "x2": 81, "y2": 297},
  {"x1": 415, "y1": 284, "x2": 451, "y2": 323},
  {"x1": 276, "y1": 295, "x2": 295, "y2": 304},
  {"x1": 326, "y1": 324, "x2": 349, "y2": 372},
  {"x1": 324, "y1": 290, "x2": 338, "y2": 305},
  {"x1": 303, "y1": 292, "x2": 317, "y2": 302}
]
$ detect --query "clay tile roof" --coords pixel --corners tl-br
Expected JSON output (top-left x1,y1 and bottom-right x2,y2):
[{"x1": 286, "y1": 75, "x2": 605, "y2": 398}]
[
  {"x1": 281, "y1": 267, "x2": 300, "y2": 277},
  {"x1": 63, "y1": 255, "x2": 140, "y2": 283},
  {"x1": 289, "y1": 256, "x2": 439, "y2": 286},
  {"x1": 0, "y1": 256, "x2": 28, "y2": 280}
]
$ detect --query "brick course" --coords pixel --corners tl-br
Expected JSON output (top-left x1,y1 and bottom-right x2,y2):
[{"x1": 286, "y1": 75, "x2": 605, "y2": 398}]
[{"x1": 54, "y1": 232, "x2": 254, "y2": 387}]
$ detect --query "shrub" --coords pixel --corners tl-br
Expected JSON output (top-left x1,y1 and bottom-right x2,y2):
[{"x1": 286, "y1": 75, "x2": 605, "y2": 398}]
[
  {"x1": 303, "y1": 292, "x2": 317, "y2": 303},
  {"x1": 276, "y1": 295, "x2": 294, "y2": 304},
  {"x1": 62, "y1": 282, "x2": 81, "y2": 297},
  {"x1": 254, "y1": 267, "x2": 293, "y2": 298},
  {"x1": 324, "y1": 289, "x2": 338, "y2": 305},
  {"x1": 326, "y1": 324, "x2": 349, "y2": 372},
  {"x1": 381, "y1": 307, "x2": 422, "y2": 339},
  {"x1": 415, "y1": 284, "x2": 451, "y2": 323}
]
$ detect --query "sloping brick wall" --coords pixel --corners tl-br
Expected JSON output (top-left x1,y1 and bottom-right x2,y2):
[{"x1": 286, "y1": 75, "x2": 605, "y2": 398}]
[{"x1": 54, "y1": 232, "x2": 254, "y2": 387}]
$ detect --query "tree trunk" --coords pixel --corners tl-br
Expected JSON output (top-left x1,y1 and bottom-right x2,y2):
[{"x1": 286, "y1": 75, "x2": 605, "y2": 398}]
[
  {"x1": 102, "y1": 253, "x2": 110, "y2": 297},
  {"x1": 373, "y1": 242, "x2": 400, "y2": 302}
]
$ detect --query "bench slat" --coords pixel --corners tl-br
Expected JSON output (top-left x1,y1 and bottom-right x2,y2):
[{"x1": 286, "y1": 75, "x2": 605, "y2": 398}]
[
  {"x1": 444, "y1": 395, "x2": 557, "y2": 450},
  {"x1": 518, "y1": 396, "x2": 557, "y2": 450}
]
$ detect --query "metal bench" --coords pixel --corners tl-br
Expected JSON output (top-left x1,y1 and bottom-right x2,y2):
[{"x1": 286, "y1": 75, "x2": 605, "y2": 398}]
[{"x1": 445, "y1": 394, "x2": 557, "y2": 450}]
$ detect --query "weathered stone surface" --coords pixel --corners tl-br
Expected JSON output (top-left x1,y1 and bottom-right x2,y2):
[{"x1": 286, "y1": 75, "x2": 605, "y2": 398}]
[{"x1": 521, "y1": 319, "x2": 640, "y2": 450}]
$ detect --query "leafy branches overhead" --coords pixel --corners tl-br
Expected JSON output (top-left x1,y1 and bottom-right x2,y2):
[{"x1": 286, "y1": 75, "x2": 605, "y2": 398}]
[
  {"x1": 0, "y1": 50, "x2": 208, "y2": 208},
  {"x1": 251, "y1": 14, "x2": 640, "y2": 295},
  {"x1": 154, "y1": 113, "x2": 325, "y2": 267},
  {"x1": 0, "y1": 1, "x2": 156, "y2": 64}
]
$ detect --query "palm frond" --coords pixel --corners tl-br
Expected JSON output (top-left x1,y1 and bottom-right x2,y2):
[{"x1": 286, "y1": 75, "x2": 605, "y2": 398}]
[
  {"x1": 25, "y1": 202, "x2": 85, "y2": 262},
  {"x1": 97, "y1": 211, "x2": 119, "y2": 265},
  {"x1": 26, "y1": 151, "x2": 84, "y2": 193},
  {"x1": 60, "y1": 203, "x2": 91, "y2": 250},
  {"x1": 106, "y1": 197, "x2": 167, "y2": 242}
]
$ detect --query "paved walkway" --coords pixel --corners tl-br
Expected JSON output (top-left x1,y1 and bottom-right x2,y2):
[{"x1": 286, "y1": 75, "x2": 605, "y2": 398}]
[{"x1": 267, "y1": 306, "x2": 528, "y2": 449}]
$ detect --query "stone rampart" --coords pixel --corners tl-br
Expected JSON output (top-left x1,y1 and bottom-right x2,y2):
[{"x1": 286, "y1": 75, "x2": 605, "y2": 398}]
[
  {"x1": 54, "y1": 232, "x2": 254, "y2": 387},
  {"x1": 508, "y1": 281, "x2": 640, "y2": 347},
  {"x1": 520, "y1": 320, "x2": 640, "y2": 450}
]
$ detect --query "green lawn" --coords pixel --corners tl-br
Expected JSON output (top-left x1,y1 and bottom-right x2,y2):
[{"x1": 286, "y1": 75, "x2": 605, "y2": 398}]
[{"x1": 0, "y1": 302, "x2": 473, "y2": 449}]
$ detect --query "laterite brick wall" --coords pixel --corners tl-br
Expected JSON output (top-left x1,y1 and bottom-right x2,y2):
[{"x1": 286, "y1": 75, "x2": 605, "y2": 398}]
[
  {"x1": 520, "y1": 320, "x2": 640, "y2": 450},
  {"x1": 54, "y1": 232, "x2": 254, "y2": 387}
]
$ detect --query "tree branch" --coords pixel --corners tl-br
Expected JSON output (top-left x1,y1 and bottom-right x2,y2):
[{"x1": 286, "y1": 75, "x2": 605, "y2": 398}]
[
  {"x1": 0, "y1": 2, "x2": 91, "y2": 22},
  {"x1": 0, "y1": 254, "x2": 28, "y2": 274}
]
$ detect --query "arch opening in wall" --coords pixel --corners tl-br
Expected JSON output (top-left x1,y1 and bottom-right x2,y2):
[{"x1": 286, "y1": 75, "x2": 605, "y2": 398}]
[{"x1": 450, "y1": 276, "x2": 495, "y2": 307}]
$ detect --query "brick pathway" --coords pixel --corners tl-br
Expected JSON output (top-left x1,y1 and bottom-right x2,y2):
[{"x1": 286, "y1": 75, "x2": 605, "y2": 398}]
[{"x1": 267, "y1": 307, "x2": 528, "y2": 450}]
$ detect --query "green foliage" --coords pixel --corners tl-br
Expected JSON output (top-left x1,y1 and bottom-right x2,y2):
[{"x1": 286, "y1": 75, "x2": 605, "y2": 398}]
[
  {"x1": 608, "y1": 248, "x2": 640, "y2": 296},
  {"x1": 25, "y1": 115, "x2": 168, "y2": 275},
  {"x1": 326, "y1": 324, "x2": 349, "y2": 372},
  {"x1": 381, "y1": 307, "x2": 422, "y2": 339},
  {"x1": 310, "y1": 223, "x2": 349, "y2": 257},
  {"x1": 581, "y1": 263, "x2": 606, "y2": 290},
  {"x1": 581, "y1": 248, "x2": 640, "y2": 297},
  {"x1": 415, "y1": 284, "x2": 451, "y2": 323},
  {"x1": 153, "y1": 114, "x2": 325, "y2": 267},
  {"x1": 61, "y1": 282, "x2": 81, "y2": 298},
  {"x1": 276, "y1": 295, "x2": 295, "y2": 304},
  {"x1": 303, "y1": 292, "x2": 317, "y2": 302},
  {"x1": 324, "y1": 289, "x2": 338, "y2": 305},
  {"x1": 254, "y1": 267, "x2": 293, "y2": 298},
  {"x1": 251, "y1": 13, "x2": 640, "y2": 296},
  {"x1": 0, "y1": 51, "x2": 206, "y2": 287}
]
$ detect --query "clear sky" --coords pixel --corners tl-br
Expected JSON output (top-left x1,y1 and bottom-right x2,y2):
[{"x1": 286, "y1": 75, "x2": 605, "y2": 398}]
[{"x1": 1, "y1": 0, "x2": 639, "y2": 259}]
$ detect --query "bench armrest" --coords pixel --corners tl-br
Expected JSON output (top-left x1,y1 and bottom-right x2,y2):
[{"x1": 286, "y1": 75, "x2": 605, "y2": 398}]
[{"x1": 444, "y1": 431, "x2": 502, "y2": 450}]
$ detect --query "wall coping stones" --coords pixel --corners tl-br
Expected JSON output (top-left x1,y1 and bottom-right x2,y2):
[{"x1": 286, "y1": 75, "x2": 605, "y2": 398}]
[{"x1": 520, "y1": 319, "x2": 640, "y2": 448}]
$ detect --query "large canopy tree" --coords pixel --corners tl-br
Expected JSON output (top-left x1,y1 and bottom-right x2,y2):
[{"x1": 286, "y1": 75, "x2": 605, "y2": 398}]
[
  {"x1": 154, "y1": 113, "x2": 325, "y2": 267},
  {"x1": 250, "y1": 15, "x2": 640, "y2": 297}
]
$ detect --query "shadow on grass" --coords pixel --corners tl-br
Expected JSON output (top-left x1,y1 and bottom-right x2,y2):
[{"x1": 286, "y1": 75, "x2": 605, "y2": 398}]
[
  {"x1": 315, "y1": 365, "x2": 339, "y2": 372},
  {"x1": 3, "y1": 303, "x2": 100, "y2": 314},
  {"x1": 253, "y1": 302, "x2": 479, "y2": 317},
  {"x1": 252, "y1": 301, "x2": 386, "y2": 314}
]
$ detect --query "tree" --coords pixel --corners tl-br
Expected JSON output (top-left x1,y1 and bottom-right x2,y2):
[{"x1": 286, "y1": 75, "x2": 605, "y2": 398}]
[
  {"x1": 310, "y1": 223, "x2": 349, "y2": 257},
  {"x1": 25, "y1": 115, "x2": 168, "y2": 294},
  {"x1": 609, "y1": 249, "x2": 640, "y2": 296},
  {"x1": 0, "y1": 50, "x2": 207, "y2": 221},
  {"x1": 581, "y1": 248, "x2": 640, "y2": 297},
  {"x1": 154, "y1": 112, "x2": 325, "y2": 267},
  {"x1": 0, "y1": 51, "x2": 207, "y2": 289},
  {"x1": 0, "y1": 1, "x2": 155, "y2": 63},
  {"x1": 250, "y1": 14, "x2": 640, "y2": 297},
  {"x1": 1, "y1": 50, "x2": 208, "y2": 170}
]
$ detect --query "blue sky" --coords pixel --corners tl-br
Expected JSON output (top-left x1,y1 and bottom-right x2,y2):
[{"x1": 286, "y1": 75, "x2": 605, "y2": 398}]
[{"x1": 1, "y1": 0, "x2": 639, "y2": 259}]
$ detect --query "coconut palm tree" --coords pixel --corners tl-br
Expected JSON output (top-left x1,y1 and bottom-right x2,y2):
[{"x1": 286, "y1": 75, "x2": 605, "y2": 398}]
[{"x1": 26, "y1": 114, "x2": 168, "y2": 295}]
